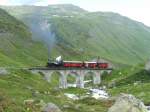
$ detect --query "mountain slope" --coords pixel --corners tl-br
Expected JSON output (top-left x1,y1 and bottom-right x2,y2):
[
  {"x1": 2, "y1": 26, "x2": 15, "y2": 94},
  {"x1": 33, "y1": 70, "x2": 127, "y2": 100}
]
[
  {"x1": 51, "y1": 12, "x2": 150, "y2": 65},
  {"x1": 0, "y1": 8, "x2": 47, "y2": 67},
  {"x1": 102, "y1": 65, "x2": 150, "y2": 104},
  {"x1": 0, "y1": 5, "x2": 150, "y2": 112},
  {"x1": 1, "y1": 5, "x2": 150, "y2": 66}
]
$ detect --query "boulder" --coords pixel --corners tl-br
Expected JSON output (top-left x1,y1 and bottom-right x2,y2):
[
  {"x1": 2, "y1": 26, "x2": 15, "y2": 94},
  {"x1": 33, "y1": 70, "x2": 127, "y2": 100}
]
[
  {"x1": 108, "y1": 93, "x2": 148, "y2": 112},
  {"x1": 0, "y1": 68, "x2": 9, "y2": 75},
  {"x1": 42, "y1": 103, "x2": 62, "y2": 112}
]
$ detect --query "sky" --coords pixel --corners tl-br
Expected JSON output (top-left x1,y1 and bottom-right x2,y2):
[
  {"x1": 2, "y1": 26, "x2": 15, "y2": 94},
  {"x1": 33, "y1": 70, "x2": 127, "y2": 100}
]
[{"x1": 0, "y1": 0, "x2": 150, "y2": 26}]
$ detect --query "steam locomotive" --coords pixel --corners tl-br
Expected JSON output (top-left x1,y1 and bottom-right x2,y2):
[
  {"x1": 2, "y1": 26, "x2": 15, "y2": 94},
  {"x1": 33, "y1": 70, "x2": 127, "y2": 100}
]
[{"x1": 47, "y1": 56, "x2": 109, "y2": 69}]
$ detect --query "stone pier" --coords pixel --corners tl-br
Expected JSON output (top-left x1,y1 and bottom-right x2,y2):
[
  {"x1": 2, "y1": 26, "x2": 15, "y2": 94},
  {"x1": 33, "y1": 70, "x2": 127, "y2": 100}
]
[
  {"x1": 59, "y1": 71, "x2": 68, "y2": 88},
  {"x1": 93, "y1": 71, "x2": 101, "y2": 85},
  {"x1": 76, "y1": 71, "x2": 85, "y2": 88}
]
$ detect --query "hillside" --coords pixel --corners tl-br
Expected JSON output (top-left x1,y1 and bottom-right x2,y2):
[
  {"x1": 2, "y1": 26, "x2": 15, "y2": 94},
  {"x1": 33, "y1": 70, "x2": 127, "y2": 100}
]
[
  {"x1": 0, "y1": 5, "x2": 150, "y2": 112},
  {"x1": 102, "y1": 65, "x2": 150, "y2": 104},
  {"x1": 0, "y1": 69, "x2": 115, "y2": 112},
  {"x1": 0, "y1": 8, "x2": 47, "y2": 67},
  {"x1": 1, "y1": 4, "x2": 150, "y2": 66},
  {"x1": 0, "y1": 7, "x2": 113, "y2": 112}
]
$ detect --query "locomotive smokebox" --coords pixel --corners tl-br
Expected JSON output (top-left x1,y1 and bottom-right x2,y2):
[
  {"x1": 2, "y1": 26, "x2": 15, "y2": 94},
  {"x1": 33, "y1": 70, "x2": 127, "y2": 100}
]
[{"x1": 55, "y1": 56, "x2": 63, "y2": 64}]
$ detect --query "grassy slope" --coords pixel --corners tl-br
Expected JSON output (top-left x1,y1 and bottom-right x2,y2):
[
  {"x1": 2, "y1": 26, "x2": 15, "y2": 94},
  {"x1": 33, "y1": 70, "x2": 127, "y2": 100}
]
[
  {"x1": 51, "y1": 13, "x2": 150, "y2": 65},
  {"x1": 0, "y1": 66, "x2": 149, "y2": 111},
  {"x1": 1, "y1": 5, "x2": 150, "y2": 66},
  {"x1": 101, "y1": 65, "x2": 150, "y2": 104},
  {"x1": 0, "y1": 69, "x2": 112, "y2": 112},
  {"x1": 0, "y1": 8, "x2": 48, "y2": 67},
  {"x1": 0, "y1": 9, "x2": 112, "y2": 111}
]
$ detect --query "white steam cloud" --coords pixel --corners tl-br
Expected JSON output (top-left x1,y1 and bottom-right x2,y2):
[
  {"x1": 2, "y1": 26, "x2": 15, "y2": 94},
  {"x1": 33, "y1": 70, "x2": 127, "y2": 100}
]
[{"x1": 30, "y1": 19, "x2": 56, "y2": 59}]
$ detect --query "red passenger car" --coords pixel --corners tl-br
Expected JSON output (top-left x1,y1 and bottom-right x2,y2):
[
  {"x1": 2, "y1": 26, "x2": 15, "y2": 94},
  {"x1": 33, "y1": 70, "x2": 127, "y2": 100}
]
[
  {"x1": 98, "y1": 63, "x2": 108, "y2": 69},
  {"x1": 63, "y1": 61, "x2": 83, "y2": 68}
]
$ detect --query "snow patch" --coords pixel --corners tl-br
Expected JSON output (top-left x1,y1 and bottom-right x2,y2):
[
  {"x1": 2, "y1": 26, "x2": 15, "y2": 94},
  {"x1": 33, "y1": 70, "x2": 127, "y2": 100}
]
[
  {"x1": 64, "y1": 93, "x2": 79, "y2": 100},
  {"x1": 90, "y1": 89, "x2": 109, "y2": 99},
  {"x1": 84, "y1": 80, "x2": 92, "y2": 84},
  {"x1": 52, "y1": 15, "x2": 60, "y2": 17},
  {"x1": 67, "y1": 84, "x2": 76, "y2": 88},
  {"x1": 52, "y1": 15, "x2": 74, "y2": 18}
]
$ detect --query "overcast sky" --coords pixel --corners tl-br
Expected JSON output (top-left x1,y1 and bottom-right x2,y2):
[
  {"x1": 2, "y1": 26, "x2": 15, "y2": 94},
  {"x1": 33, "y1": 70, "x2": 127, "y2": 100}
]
[{"x1": 0, "y1": 0, "x2": 150, "y2": 26}]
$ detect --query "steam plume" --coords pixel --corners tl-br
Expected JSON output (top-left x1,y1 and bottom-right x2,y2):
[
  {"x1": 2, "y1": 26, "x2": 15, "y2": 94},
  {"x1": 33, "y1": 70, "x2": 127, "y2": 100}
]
[{"x1": 30, "y1": 19, "x2": 56, "y2": 59}]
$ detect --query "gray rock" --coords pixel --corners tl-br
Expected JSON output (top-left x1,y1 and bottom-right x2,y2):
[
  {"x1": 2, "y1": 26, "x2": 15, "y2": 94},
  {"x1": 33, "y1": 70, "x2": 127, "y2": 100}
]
[
  {"x1": 108, "y1": 81, "x2": 116, "y2": 88},
  {"x1": 24, "y1": 99, "x2": 34, "y2": 105},
  {"x1": 0, "y1": 68, "x2": 9, "y2": 75},
  {"x1": 134, "y1": 81, "x2": 141, "y2": 86},
  {"x1": 146, "y1": 106, "x2": 150, "y2": 111},
  {"x1": 145, "y1": 60, "x2": 150, "y2": 71},
  {"x1": 42, "y1": 103, "x2": 62, "y2": 112},
  {"x1": 63, "y1": 105, "x2": 70, "y2": 108},
  {"x1": 108, "y1": 93, "x2": 148, "y2": 112}
]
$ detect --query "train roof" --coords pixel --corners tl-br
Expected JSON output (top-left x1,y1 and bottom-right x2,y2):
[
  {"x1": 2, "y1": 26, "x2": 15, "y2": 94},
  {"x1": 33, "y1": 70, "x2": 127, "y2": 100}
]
[
  {"x1": 63, "y1": 61, "x2": 83, "y2": 63},
  {"x1": 63, "y1": 61, "x2": 108, "y2": 63},
  {"x1": 84, "y1": 61, "x2": 97, "y2": 63}
]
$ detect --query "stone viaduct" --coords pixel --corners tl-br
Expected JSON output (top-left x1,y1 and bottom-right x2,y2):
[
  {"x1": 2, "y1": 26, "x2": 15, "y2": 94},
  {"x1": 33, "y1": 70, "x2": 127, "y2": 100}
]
[{"x1": 30, "y1": 68, "x2": 112, "y2": 88}]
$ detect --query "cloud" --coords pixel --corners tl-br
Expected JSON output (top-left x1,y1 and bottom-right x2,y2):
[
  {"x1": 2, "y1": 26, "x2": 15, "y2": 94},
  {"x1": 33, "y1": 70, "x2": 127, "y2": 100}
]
[
  {"x1": 0, "y1": 0, "x2": 59, "y2": 5},
  {"x1": 47, "y1": 0, "x2": 58, "y2": 4},
  {"x1": 34, "y1": 0, "x2": 59, "y2": 6},
  {"x1": 0, "y1": 0, "x2": 9, "y2": 5},
  {"x1": 10, "y1": 0, "x2": 38, "y2": 5}
]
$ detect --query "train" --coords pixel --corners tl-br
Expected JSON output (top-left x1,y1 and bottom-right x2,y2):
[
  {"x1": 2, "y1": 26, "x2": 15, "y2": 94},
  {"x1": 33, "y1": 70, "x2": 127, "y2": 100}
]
[{"x1": 46, "y1": 56, "x2": 109, "y2": 69}]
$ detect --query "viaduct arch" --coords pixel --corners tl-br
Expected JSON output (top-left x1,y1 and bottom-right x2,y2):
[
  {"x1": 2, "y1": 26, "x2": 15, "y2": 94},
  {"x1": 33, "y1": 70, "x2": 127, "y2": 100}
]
[{"x1": 31, "y1": 69, "x2": 112, "y2": 88}]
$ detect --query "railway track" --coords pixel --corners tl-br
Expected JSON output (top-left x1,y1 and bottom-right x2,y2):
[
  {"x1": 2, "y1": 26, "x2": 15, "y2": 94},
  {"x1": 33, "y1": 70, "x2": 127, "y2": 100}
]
[
  {"x1": 29, "y1": 67, "x2": 113, "y2": 70},
  {"x1": 0, "y1": 66, "x2": 113, "y2": 71}
]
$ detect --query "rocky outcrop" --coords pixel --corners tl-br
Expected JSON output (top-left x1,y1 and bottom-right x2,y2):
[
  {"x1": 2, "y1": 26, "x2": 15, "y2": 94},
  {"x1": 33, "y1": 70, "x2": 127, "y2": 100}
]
[
  {"x1": 108, "y1": 94, "x2": 148, "y2": 112},
  {"x1": 42, "y1": 103, "x2": 62, "y2": 112}
]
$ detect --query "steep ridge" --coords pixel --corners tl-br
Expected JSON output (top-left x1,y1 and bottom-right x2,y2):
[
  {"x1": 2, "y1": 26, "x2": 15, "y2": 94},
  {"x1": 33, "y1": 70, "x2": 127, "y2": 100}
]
[{"x1": 0, "y1": 8, "x2": 47, "y2": 67}]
